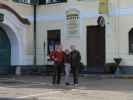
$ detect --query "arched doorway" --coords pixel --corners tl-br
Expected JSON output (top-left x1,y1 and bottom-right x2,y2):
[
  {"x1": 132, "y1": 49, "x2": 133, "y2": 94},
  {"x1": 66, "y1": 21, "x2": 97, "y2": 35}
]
[{"x1": 0, "y1": 27, "x2": 11, "y2": 74}]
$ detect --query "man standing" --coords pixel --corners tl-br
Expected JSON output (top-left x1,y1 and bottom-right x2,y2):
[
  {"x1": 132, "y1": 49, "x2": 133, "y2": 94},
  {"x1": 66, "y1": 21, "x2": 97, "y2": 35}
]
[
  {"x1": 50, "y1": 45, "x2": 64, "y2": 85},
  {"x1": 70, "y1": 45, "x2": 81, "y2": 86}
]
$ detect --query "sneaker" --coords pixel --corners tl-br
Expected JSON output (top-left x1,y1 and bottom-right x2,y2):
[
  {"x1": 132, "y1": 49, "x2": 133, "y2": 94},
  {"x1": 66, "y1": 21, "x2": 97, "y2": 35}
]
[{"x1": 74, "y1": 84, "x2": 78, "y2": 87}]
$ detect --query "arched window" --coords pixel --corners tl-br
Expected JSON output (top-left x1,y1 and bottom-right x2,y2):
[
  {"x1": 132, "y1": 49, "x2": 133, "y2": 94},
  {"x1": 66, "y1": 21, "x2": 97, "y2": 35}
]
[{"x1": 129, "y1": 28, "x2": 133, "y2": 54}]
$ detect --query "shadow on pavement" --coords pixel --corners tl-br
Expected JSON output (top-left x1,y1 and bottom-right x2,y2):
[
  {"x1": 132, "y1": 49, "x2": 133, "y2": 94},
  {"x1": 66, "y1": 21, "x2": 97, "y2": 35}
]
[{"x1": 0, "y1": 76, "x2": 133, "y2": 92}]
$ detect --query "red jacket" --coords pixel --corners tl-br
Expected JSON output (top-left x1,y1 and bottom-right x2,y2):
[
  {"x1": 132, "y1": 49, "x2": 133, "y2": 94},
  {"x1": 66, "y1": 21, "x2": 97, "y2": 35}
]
[{"x1": 50, "y1": 51, "x2": 64, "y2": 63}]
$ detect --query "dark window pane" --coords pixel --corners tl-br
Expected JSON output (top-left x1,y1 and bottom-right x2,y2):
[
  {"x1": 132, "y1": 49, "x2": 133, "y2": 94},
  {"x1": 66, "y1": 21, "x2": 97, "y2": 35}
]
[
  {"x1": 129, "y1": 28, "x2": 133, "y2": 54},
  {"x1": 39, "y1": 0, "x2": 46, "y2": 4}
]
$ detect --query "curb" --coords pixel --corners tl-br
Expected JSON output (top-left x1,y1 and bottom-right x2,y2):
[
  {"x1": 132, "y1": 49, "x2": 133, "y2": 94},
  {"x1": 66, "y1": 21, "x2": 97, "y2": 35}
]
[
  {"x1": 0, "y1": 97, "x2": 38, "y2": 100},
  {"x1": 81, "y1": 74, "x2": 133, "y2": 79}
]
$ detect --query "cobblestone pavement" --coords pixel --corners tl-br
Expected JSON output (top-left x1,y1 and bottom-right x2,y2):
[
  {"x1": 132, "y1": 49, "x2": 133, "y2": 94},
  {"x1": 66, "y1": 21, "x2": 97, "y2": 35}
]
[{"x1": 0, "y1": 76, "x2": 133, "y2": 100}]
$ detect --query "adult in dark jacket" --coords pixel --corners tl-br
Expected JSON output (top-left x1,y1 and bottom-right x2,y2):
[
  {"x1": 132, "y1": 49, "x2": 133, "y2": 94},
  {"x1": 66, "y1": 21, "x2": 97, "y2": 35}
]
[{"x1": 70, "y1": 45, "x2": 81, "y2": 86}]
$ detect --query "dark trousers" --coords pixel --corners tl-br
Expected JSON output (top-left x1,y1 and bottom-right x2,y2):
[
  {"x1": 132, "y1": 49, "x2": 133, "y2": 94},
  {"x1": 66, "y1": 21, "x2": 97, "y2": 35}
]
[
  {"x1": 52, "y1": 62, "x2": 63, "y2": 84},
  {"x1": 71, "y1": 63, "x2": 80, "y2": 84}
]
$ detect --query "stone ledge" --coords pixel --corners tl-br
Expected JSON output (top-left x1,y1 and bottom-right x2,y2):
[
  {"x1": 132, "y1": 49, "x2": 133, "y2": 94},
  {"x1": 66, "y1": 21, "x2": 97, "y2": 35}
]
[{"x1": 81, "y1": 74, "x2": 133, "y2": 79}]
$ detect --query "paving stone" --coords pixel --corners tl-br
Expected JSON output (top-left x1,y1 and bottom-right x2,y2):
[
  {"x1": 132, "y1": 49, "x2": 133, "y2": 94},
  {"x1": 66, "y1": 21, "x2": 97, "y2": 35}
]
[{"x1": 0, "y1": 76, "x2": 133, "y2": 100}]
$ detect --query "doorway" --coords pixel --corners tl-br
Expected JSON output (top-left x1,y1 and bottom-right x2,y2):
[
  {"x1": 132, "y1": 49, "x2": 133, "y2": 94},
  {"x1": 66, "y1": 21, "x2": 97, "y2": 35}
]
[
  {"x1": 0, "y1": 27, "x2": 11, "y2": 74},
  {"x1": 47, "y1": 30, "x2": 61, "y2": 56},
  {"x1": 87, "y1": 25, "x2": 105, "y2": 73}
]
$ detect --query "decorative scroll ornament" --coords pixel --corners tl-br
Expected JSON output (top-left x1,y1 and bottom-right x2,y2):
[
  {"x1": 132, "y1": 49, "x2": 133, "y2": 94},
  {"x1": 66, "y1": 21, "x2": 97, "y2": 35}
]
[{"x1": 66, "y1": 9, "x2": 80, "y2": 37}]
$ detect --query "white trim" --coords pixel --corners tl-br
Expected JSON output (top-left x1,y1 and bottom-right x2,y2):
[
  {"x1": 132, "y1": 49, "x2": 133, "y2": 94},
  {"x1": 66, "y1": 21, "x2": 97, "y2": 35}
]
[
  {"x1": 0, "y1": 23, "x2": 21, "y2": 65},
  {"x1": 0, "y1": 9, "x2": 27, "y2": 65}
]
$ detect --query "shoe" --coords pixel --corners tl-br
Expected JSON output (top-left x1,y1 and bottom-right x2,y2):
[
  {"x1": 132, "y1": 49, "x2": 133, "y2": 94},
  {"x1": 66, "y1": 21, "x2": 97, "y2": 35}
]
[
  {"x1": 65, "y1": 83, "x2": 70, "y2": 86},
  {"x1": 74, "y1": 84, "x2": 78, "y2": 87}
]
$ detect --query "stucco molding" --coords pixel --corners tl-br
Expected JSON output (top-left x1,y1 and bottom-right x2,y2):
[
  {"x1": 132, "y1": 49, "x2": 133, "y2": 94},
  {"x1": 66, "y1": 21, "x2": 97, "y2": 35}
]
[{"x1": 0, "y1": 3, "x2": 30, "y2": 25}]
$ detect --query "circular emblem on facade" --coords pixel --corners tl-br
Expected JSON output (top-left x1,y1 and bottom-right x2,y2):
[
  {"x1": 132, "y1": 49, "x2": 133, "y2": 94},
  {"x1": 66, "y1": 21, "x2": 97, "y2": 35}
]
[{"x1": 97, "y1": 16, "x2": 105, "y2": 27}]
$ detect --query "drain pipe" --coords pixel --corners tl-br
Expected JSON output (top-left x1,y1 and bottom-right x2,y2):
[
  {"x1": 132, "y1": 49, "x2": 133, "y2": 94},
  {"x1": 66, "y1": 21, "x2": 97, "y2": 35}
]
[{"x1": 33, "y1": 4, "x2": 37, "y2": 65}]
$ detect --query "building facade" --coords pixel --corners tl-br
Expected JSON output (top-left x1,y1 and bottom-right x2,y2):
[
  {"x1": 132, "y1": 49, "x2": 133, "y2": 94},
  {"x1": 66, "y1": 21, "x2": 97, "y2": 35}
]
[{"x1": 0, "y1": 0, "x2": 133, "y2": 74}]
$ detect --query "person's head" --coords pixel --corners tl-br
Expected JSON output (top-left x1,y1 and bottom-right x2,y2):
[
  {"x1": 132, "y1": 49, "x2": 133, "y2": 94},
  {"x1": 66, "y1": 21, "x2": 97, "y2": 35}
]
[
  {"x1": 70, "y1": 45, "x2": 76, "y2": 51},
  {"x1": 55, "y1": 44, "x2": 63, "y2": 52},
  {"x1": 65, "y1": 49, "x2": 70, "y2": 54}
]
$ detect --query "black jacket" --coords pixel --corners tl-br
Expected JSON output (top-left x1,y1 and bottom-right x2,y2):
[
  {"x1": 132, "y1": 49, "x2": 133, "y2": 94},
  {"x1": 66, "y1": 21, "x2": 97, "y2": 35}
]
[
  {"x1": 64, "y1": 53, "x2": 71, "y2": 63},
  {"x1": 71, "y1": 50, "x2": 81, "y2": 64}
]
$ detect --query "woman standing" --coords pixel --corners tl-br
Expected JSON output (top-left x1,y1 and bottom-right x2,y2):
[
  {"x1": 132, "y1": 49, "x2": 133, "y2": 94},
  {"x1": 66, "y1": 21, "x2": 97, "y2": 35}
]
[
  {"x1": 64, "y1": 49, "x2": 71, "y2": 85},
  {"x1": 50, "y1": 45, "x2": 64, "y2": 85}
]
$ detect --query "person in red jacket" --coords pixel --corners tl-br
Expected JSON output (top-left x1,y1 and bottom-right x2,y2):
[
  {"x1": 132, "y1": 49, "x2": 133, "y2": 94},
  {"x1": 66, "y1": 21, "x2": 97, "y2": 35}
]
[{"x1": 50, "y1": 45, "x2": 64, "y2": 85}]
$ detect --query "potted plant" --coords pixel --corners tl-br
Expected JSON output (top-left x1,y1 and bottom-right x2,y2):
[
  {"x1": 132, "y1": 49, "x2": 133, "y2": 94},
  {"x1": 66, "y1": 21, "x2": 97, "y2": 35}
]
[
  {"x1": 113, "y1": 58, "x2": 122, "y2": 65},
  {"x1": 113, "y1": 57, "x2": 122, "y2": 73},
  {"x1": 104, "y1": 63, "x2": 117, "y2": 74}
]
